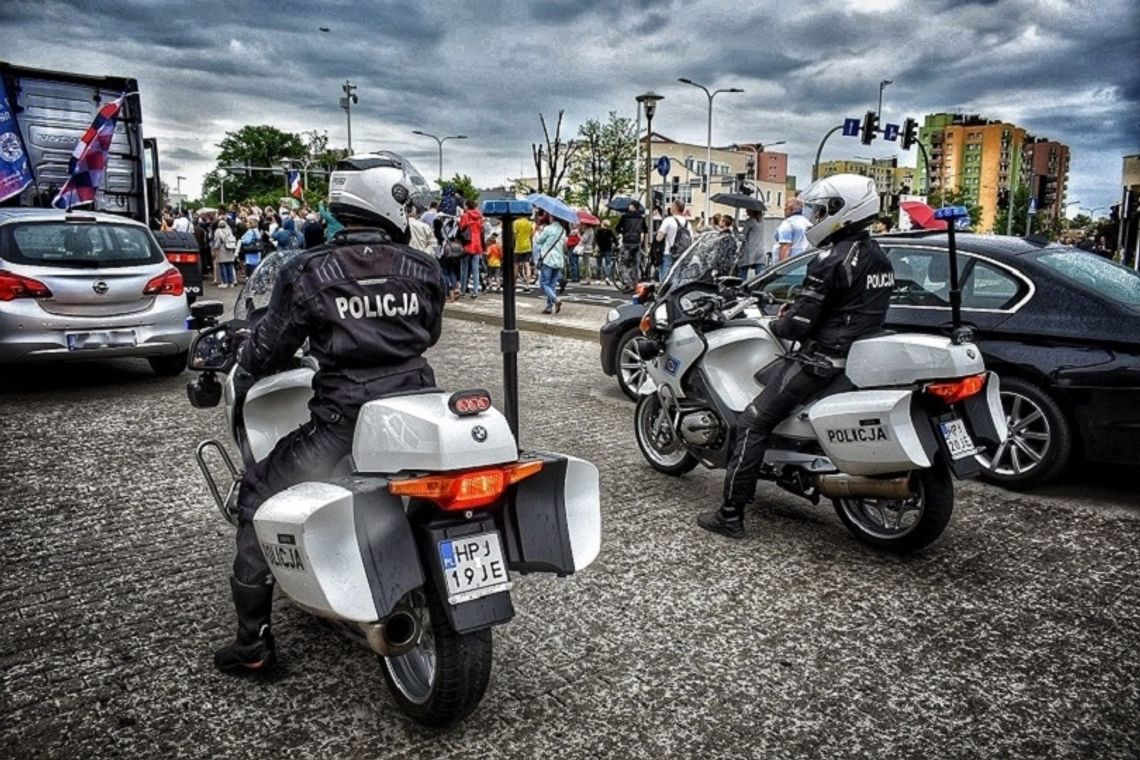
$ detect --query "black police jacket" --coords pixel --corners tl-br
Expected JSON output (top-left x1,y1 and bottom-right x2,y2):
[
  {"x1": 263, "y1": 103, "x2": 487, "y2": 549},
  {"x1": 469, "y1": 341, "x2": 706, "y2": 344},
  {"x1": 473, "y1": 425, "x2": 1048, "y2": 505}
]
[
  {"x1": 238, "y1": 229, "x2": 445, "y2": 421},
  {"x1": 770, "y1": 230, "x2": 894, "y2": 356}
]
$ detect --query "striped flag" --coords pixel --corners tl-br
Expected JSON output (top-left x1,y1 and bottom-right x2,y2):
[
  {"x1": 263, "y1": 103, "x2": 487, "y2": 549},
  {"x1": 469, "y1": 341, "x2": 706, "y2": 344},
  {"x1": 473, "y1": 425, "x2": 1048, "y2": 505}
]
[
  {"x1": 288, "y1": 170, "x2": 303, "y2": 198},
  {"x1": 51, "y1": 93, "x2": 125, "y2": 210}
]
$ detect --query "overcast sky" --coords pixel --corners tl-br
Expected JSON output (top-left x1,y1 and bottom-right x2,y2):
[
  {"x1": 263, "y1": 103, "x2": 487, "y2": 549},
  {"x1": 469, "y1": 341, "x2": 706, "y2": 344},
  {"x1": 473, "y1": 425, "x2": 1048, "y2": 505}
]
[{"x1": 5, "y1": 0, "x2": 1137, "y2": 214}]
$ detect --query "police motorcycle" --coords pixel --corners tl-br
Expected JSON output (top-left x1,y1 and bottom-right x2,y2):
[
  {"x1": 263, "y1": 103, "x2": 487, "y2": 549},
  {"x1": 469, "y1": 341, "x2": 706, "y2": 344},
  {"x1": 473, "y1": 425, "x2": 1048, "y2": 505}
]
[
  {"x1": 184, "y1": 247, "x2": 601, "y2": 727},
  {"x1": 631, "y1": 224, "x2": 1008, "y2": 553}
]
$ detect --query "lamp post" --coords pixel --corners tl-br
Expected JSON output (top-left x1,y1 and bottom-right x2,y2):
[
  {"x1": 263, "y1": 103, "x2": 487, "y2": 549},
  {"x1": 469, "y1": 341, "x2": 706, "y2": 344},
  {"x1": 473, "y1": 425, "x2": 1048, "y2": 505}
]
[
  {"x1": 411, "y1": 131, "x2": 468, "y2": 184},
  {"x1": 634, "y1": 103, "x2": 643, "y2": 201},
  {"x1": 340, "y1": 81, "x2": 358, "y2": 155},
  {"x1": 877, "y1": 79, "x2": 893, "y2": 121},
  {"x1": 636, "y1": 91, "x2": 664, "y2": 275},
  {"x1": 175, "y1": 175, "x2": 185, "y2": 212},
  {"x1": 679, "y1": 78, "x2": 743, "y2": 221},
  {"x1": 218, "y1": 173, "x2": 231, "y2": 206}
]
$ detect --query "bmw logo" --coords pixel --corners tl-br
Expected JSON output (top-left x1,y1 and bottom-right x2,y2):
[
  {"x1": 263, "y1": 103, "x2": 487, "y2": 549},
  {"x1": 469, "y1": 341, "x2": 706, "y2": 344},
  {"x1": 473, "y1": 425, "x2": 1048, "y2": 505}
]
[
  {"x1": 966, "y1": 349, "x2": 977, "y2": 360},
  {"x1": 471, "y1": 426, "x2": 488, "y2": 443}
]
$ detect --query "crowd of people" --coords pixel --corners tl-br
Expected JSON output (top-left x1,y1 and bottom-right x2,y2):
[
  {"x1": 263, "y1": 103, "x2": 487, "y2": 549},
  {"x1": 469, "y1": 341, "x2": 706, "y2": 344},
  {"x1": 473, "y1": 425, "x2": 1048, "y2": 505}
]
[{"x1": 157, "y1": 202, "x2": 335, "y2": 288}]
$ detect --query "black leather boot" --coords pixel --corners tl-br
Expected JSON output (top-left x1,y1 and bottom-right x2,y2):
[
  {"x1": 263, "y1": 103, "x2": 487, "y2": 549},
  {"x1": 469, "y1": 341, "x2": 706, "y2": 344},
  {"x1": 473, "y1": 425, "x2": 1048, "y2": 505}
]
[
  {"x1": 214, "y1": 577, "x2": 276, "y2": 674},
  {"x1": 697, "y1": 503, "x2": 745, "y2": 539}
]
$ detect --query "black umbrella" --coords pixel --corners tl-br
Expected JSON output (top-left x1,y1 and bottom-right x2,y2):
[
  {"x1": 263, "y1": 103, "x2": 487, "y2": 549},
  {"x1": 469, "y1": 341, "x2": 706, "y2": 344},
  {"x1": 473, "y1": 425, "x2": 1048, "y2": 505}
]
[
  {"x1": 607, "y1": 196, "x2": 636, "y2": 212},
  {"x1": 710, "y1": 193, "x2": 767, "y2": 212}
]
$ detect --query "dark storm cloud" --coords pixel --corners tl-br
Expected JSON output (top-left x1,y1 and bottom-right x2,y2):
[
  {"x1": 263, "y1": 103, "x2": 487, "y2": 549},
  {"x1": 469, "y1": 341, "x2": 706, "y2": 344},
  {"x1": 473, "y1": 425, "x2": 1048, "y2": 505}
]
[{"x1": 4, "y1": 0, "x2": 1135, "y2": 210}]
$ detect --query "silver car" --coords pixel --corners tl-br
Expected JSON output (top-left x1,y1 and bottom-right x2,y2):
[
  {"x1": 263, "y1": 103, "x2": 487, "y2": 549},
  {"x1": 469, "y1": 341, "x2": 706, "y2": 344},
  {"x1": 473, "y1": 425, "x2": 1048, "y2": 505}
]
[{"x1": 0, "y1": 208, "x2": 192, "y2": 375}]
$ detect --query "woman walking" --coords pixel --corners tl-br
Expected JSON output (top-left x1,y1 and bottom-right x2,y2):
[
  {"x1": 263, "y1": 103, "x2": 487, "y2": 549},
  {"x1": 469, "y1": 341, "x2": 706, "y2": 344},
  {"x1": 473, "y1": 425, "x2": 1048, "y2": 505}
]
[
  {"x1": 739, "y1": 207, "x2": 765, "y2": 279},
  {"x1": 534, "y1": 211, "x2": 567, "y2": 315}
]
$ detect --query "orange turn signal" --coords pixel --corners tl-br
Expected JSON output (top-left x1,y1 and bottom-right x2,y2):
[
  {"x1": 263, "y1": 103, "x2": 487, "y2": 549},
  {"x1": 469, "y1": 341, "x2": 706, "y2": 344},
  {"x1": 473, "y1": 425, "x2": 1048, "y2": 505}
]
[
  {"x1": 924, "y1": 373, "x2": 986, "y2": 405},
  {"x1": 388, "y1": 460, "x2": 544, "y2": 511}
]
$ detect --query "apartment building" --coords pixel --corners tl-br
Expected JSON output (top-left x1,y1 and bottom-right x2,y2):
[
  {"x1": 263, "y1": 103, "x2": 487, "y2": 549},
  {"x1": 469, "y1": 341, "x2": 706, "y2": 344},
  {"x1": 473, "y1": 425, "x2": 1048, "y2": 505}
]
[{"x1": 916, "y1": 113, "x2": 1070, "y2": 233}]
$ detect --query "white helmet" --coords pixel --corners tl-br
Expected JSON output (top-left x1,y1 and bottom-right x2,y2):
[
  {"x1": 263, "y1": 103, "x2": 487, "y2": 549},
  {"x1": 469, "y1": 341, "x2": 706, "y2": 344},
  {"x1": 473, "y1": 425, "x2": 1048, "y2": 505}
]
[
  {"x1": 800, "y1": 174, "x2": 880, "y2": 248},
  {"x1": 328, "y1": 151, "x2": 432, "y2": 243}
]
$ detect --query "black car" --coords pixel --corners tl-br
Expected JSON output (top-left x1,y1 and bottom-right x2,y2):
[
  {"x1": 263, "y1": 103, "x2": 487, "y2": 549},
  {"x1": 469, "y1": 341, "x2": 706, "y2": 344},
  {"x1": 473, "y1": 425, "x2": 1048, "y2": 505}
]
[
  {"x1": 152, "y1": 229, "x2": 203, "y2": 303},
  {"x1": 600, "y1": 232, "x2": 1140, "y2": 490}
]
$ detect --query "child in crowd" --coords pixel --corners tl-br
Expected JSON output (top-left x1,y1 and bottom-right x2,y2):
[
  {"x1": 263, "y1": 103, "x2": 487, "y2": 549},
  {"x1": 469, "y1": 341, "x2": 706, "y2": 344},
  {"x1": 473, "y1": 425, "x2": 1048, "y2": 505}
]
[{"x1": 486, "y1": 233, "x2": 502, "y2": 291}]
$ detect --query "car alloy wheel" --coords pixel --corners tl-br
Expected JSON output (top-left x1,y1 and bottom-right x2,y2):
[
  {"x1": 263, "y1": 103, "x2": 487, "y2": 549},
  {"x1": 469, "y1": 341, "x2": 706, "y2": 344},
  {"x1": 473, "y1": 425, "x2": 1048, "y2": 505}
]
[{"x1": 977, "y1": 390, "x2": 1051, "y2": 477}]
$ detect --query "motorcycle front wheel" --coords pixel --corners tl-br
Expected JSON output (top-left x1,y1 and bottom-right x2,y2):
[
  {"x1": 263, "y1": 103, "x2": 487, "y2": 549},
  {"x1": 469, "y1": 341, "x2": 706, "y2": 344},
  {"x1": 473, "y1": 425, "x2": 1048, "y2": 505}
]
[
  {"x1": 381, "y1": 581, "x2": 492, "y2": 727},
  {"x1": 832, "y1": 460, "x2": 954, "y2": 554},
  {"x1": 635, "y1": 394, "x2": 698, "y2": 476}
]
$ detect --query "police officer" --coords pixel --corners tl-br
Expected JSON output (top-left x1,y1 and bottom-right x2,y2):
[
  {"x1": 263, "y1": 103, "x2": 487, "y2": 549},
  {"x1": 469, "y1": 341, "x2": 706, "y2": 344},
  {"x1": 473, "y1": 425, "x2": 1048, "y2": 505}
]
[
  {"x1": 214, "y1": 155, "x2": 444, "y2": 672},
  {"x1": 698, "y1": 175, "x2": 896, "y2": 539}
]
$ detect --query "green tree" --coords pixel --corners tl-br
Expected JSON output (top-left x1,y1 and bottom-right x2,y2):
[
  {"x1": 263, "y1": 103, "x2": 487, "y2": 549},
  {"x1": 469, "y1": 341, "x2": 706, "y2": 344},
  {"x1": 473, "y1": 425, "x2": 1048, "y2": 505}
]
[
  {"x1": 437, "y1": 173, "x2": 480, "y2": 203},
  {"x1": 567, "y1": 111, "x2": 637, "y2": 215},
  {"x1": 991, "y1": 182, "x2": 1061, "y2": 238},
  {"x1": 927, "y1": 186, "x2": 983, "y2": 229},
  {"x1": 201, "y1": 125, "x2": 307, "y2": 208}
]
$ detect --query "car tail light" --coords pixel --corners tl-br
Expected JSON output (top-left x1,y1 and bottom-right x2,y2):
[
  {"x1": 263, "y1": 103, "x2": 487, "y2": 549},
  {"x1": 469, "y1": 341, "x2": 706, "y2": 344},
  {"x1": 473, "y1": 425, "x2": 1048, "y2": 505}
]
[
  {"x1": 165, "y1": 252, "x2": 199, "y2": 265},
  {"x1": 143, "y1": 268, "x2": 184, "y2": 297},
  {"x1": 924, "y1": 373, "x2": 986, "y2": 405},
  {"x1": 388, "y1": 460, "x2": 543, "y2": 511},
  {"x1": 0, "y1": 270, "x2": 52, "y2": 301}
]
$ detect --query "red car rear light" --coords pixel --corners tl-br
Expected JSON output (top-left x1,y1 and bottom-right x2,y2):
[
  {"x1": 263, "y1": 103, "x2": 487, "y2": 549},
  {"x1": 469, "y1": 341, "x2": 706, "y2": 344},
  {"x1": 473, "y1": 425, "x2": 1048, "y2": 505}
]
[
  {"x1": 0, "y1": 270, "x2": 53, "y2": 301},
  {"x1": 143, "y1": 267, "x2": 184, "y2": 297},
  {"x1": 388, "y1": 460, "x2": 543, "y2": 511},
  {"x1": 165, "y1": 252, "x2": 199, "y2": 265},
  {"x1": 924, "y1": 373, "x2": 986, "y2": 405}
]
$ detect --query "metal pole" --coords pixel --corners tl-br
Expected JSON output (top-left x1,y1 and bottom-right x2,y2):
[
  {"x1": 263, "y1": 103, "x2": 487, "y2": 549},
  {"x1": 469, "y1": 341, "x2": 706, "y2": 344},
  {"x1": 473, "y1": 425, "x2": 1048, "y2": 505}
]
[
  {"x1": 704, "y1": 90, "x2": 713, "y2": 221},
  {"x1": 1118, "y1": 187, "x2": 1129, "y2": 260},
  {"x1": 437, "y1": 139, "x2": 444, "y2": 184},
  {"x1": 1025, "y1": 176, "x2": 1036, "y2": 236},
  {"x1": 946, "y1": 214, "x2": 963, "y2": 330},
  {"x1": 1006, "y1": 185, "x2": 1014, "y2": 236},
  {"x1": 345, "y1": 81, "x2": 353, "y2": 154},
  {"x1": 500, "y1": 212, "x2": 520, "y2": 442},
  {"x1": 634, "y1": 106, "x2": 642, "y2": 201},
  {"x1": 646, "y1": 111, "x2": 655, "y2": 276},
  {"x1": 812, "y1": 126, "x2": 843, "y2": 182}
]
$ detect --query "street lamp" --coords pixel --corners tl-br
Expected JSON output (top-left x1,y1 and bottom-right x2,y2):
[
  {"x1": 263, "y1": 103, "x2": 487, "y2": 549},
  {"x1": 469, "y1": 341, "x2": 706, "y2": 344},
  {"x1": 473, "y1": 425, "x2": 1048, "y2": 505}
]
[
  {"x1": 679, "y1": 77, "x2": 743, "y2": 220},
  {"x1": 734, "y1": 140, "x2": 785, "y2": 181},
  {"x1": 877, "y1": 79, "x2": 893, "y2": 120},
  {"x1": 218, "y1": 173, "x2": 232, "y2": 206},
  {"x1": 175, "y1": 175, "x2": 185, "y2": 211},
  {"x1": 411, "y1": 130, "x2": 468, "y2": 184},
  {"x1": 636, "y1": 91, "x2": 664, "y2": 271},
  {"x1": 340, "y1": 81, "x2": 358, "y2": 155}
]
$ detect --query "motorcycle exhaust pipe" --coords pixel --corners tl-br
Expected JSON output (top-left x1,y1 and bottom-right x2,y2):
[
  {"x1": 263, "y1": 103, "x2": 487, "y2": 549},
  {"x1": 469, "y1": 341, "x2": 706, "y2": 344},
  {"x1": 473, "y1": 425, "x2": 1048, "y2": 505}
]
[
  {"x1": 815, "y1": 474, "x2": 914, "y2": 501},
  {"x1": 365, "y1": 607, "x2": 421, "y2": 657}
]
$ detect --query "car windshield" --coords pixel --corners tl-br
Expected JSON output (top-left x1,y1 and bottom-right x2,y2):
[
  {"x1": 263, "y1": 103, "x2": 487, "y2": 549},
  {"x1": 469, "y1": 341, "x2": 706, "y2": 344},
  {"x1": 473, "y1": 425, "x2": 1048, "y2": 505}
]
[
  {"x1": 660, "y1": 230, "x2": 739, "y2": 293},
  {"x1": 1034, "y1": 249, "x2": 1140, "y2": 309},
  {"x1": 0, "y1": 221, "x2": 166, "y2": 268},
  {"x1": 234, "y1": 247, "x2": 308, "y2": 320}
]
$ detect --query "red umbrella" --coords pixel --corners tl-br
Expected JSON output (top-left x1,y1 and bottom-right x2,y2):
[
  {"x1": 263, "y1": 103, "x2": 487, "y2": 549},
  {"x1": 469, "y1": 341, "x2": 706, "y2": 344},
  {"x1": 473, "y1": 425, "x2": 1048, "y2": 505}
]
[
  {"x1": 900, "y1": 201, "x2": 947, "y2": 230},
  {"x1": 577, "y1": 209, "x2": 601, "y2": 226}
]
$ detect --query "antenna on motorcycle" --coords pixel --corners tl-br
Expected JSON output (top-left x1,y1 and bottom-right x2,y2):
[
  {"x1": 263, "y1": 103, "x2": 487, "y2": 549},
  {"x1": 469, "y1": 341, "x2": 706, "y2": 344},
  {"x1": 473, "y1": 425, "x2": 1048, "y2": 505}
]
[
  {"x1": 480, "y1": 198, "x2": 534, "y2": 446},
  {"x1": 933, "y1": 206, "x2": 972, "y2": 344}
]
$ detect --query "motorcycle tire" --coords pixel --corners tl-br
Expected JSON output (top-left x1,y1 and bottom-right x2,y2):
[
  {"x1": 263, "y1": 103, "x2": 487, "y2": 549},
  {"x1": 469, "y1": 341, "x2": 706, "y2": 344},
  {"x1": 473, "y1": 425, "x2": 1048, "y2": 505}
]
[
  {"x1": 381, "y1": 580, "x2": 492, "y2": 727},
  {"x1": 635, "y1": 394, "x2": 698, "y2": 476},
  {"x1": 832, "y1": 460, "x2": 954, "y2": 554}
]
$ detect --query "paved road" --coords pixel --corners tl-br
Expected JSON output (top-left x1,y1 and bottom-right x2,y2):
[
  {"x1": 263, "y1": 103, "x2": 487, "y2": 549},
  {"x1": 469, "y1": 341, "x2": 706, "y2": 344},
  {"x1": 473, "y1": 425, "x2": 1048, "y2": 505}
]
[{"x1": 2, "y1": 315, "x2": 1138, "y2": 759}]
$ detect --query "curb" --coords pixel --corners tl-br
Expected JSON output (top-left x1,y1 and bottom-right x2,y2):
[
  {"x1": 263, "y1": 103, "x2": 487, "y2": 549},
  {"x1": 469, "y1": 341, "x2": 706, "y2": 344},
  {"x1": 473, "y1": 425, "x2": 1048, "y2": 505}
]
[{"x1": 443, "y1": 306, "x2": 599, "y2": 342}]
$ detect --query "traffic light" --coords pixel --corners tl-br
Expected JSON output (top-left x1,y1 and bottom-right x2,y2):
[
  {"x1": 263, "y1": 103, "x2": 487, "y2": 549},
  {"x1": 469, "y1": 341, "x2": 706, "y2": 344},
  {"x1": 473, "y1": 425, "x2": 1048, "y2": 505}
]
[
  {"x1": 861, "y1": 110, "x2": 879, "y2": 146},
  {"x1": 735, "y1": 172, "x2": 746, "y2": 193},
  {"x1": 901, "y1": 117, "x2": 918, "y2": 150}
]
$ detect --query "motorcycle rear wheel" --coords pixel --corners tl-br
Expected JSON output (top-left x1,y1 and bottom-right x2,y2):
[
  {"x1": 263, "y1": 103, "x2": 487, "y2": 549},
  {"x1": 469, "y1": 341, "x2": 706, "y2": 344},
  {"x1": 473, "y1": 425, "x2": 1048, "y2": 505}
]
[
  {"x1": 381, "y1": 581, "x2": 492, "y2": 727},
  {"x1": 635, "y1": 394, "x2": 698, "y2": 476},
  {"x1": 832, "y1": 461, "x2": 954, "y2": 554}
]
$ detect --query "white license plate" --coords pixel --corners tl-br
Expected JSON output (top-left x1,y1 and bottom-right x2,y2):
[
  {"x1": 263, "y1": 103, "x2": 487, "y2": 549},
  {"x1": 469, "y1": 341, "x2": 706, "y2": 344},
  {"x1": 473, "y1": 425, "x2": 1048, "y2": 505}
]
[
  {"x1": 939, "y1": 418, "x2": 976, "y2": 460},
  {"x1": 66, "y1": 330, "x2": 137, "y2": 350},
  {"x1": 438, "y1": 531, "x2": 511, "y2": 605}
]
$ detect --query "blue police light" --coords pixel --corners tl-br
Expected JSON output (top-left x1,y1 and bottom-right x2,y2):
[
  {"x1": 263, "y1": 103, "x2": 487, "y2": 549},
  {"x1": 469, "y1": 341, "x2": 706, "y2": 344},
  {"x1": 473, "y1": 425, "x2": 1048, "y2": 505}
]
[
  {"x1": 481, "y1": 199, "x2": 533, "y2": 217},
  {"x1": 933, "y1": 205, "x2": 970, "y2": 221}
]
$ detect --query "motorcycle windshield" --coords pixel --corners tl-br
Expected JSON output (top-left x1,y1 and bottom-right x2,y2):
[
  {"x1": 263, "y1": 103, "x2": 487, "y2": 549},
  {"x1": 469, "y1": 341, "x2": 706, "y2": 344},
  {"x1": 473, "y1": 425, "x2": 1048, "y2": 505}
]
[
  {"x1": 234, "y1": 247, "x2": 308, "y2": 320},
  {"x1": 661, "y1": 230, "x2": 740, "y2": 294}
]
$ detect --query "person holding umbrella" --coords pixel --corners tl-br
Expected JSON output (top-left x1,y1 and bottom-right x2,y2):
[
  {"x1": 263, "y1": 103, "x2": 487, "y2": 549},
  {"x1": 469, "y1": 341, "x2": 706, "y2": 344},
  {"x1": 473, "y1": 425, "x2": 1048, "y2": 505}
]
[{"x1": 533, "y1": 209, "x2": 568, "y2": 314}]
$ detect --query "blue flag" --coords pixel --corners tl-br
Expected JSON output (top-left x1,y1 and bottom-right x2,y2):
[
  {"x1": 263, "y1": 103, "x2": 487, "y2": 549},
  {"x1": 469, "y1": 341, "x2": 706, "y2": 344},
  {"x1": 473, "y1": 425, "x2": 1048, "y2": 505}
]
[{"x1": 0, "y1": 79, "x2": 34, "y2": 203}]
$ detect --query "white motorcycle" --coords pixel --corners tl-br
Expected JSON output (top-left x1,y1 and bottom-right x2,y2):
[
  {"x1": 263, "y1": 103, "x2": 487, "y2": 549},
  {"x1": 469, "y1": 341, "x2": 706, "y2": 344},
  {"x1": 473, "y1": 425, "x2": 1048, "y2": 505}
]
[
  {"x1": 632, "y1": 236, "x2": 1007, "y2": 553},
  {"x1": 185, "y1": 251, "x2": 601, "y2": 727}
]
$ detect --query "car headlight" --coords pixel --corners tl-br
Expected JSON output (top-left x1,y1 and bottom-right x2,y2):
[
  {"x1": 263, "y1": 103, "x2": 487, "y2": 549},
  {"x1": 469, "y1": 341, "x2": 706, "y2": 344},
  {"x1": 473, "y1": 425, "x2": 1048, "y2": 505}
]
[{"x1": 606, "y1": 308, "x2": 620, "y2": 324}]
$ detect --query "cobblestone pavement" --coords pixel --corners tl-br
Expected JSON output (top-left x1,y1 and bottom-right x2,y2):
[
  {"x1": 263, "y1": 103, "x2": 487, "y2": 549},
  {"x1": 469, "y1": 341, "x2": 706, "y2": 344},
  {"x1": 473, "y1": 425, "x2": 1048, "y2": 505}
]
[{"x1": 2, "y1": 313, "x2": 1138, "y2": 759}]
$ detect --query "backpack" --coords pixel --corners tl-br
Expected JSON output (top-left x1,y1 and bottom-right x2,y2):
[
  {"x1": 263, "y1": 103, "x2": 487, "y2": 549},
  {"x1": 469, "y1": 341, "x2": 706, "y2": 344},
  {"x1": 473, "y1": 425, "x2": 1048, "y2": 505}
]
[{"x1": 669, "y1": 217, "x2": 692, "y2": 258}]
